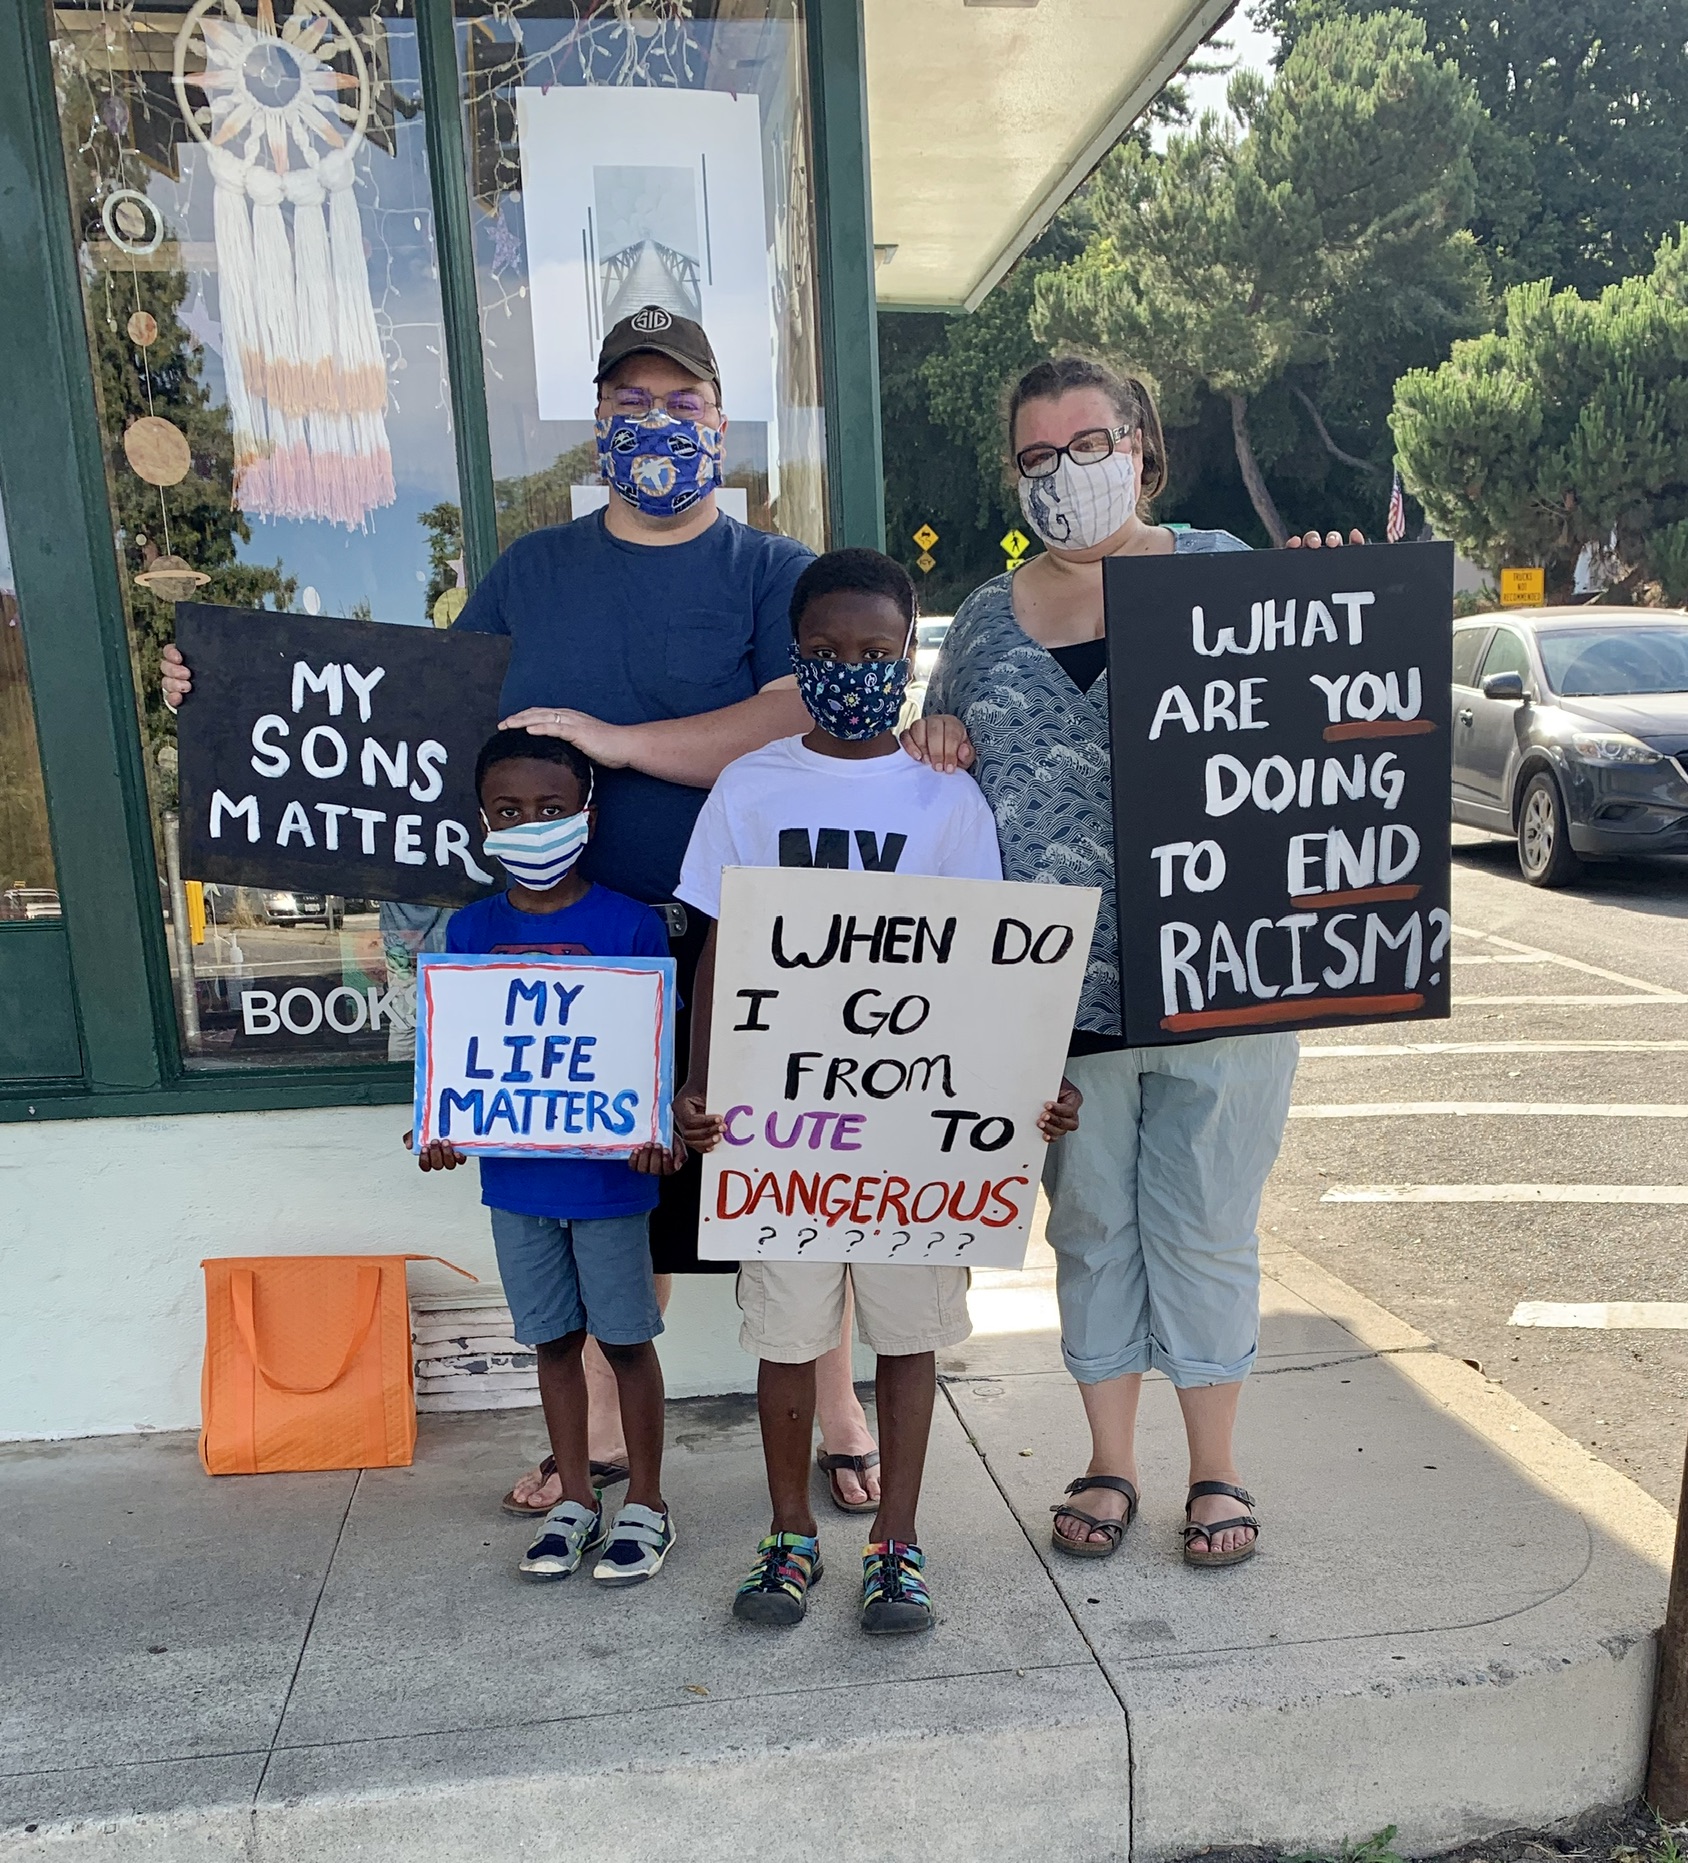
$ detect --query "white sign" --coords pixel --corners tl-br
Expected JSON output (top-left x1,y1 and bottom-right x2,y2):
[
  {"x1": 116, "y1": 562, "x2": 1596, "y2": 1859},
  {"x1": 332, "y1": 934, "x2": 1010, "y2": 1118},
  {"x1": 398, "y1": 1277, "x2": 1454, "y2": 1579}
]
[
  {"x1": 516, "y1": 86, "x2": 777, "y2": 426},
  {"x1": 413, "y1": 955, "x2": 675, "y2": 1159},
  {"x1": 699, "y1": 869, "x2": 1099, "y2": 1267}
]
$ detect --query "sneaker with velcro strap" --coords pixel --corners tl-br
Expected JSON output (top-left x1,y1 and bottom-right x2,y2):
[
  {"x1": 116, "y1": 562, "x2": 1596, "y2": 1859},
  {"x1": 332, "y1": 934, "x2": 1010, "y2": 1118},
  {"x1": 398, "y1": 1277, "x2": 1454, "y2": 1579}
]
[
  {"x1": 517, "y1": 1499, "x2": 605, "y2": 1583},
  {"x1": 592, "y1": 1502, "x2": 676, "y2": 1585}
]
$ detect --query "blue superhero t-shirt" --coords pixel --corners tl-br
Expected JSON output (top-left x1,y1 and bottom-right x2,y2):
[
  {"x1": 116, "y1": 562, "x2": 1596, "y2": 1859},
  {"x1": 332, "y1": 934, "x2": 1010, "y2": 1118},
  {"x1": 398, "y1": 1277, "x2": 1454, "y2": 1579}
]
[{"x1": 445, "y1": 884, "x2": 670, "y2": 1220}]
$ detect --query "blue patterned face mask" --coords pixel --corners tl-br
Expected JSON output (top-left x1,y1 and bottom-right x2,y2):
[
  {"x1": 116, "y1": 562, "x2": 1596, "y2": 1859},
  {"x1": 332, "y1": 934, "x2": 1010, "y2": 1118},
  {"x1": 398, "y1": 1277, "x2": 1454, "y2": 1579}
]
[
  {"x1": 792, "y1": 648, "x2": 913, "y2": 742},
  {"x1": 595, "y1": 410, "x2": 722, "y2": 518}
]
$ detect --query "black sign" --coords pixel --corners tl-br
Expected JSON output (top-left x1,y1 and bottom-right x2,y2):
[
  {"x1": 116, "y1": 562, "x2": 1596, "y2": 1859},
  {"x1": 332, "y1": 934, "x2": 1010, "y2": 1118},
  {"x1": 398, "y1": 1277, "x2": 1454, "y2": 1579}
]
[
  {"x1": 1105, "y1": 541, "x2": 1453, "y2": 1046},
  {"x1": 176, "y1": 605, "x2": 512, "y2": 908}
]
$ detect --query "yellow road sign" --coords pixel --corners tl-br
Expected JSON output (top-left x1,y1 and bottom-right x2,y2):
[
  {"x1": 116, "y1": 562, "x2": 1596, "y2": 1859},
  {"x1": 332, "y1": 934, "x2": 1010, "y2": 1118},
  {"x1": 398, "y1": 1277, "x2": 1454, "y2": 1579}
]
[
  {"x1": 1500, "y1": 567, "x2": 1544, "y2": 607},
  {"x1": 913, "y1": 523, "x2": 939, "y2": 551},
  {"x1": 916, "y1": 550, "x2": 936, "y2": 574},
  {"x1": 1000, "y1": 528, "x2": 1031, "y2": 559},
  {"x1": 432, "y1": 586, "x2": 468, "y2": 629}
]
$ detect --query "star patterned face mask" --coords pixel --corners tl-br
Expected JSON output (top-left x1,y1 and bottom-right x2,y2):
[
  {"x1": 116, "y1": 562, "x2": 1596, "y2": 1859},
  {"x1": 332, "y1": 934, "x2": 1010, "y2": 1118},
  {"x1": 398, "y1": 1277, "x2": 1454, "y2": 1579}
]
[{"x1": 792, "y1": 627, "x2": 915, "y2": 742}]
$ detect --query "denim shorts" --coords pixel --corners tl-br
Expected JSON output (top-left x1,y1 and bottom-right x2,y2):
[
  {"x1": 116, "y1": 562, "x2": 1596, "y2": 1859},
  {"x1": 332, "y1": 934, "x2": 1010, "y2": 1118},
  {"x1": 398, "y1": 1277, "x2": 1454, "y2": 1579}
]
[{"x1": 487, "y1": 1209, "x2": 663, "y2": 1348}]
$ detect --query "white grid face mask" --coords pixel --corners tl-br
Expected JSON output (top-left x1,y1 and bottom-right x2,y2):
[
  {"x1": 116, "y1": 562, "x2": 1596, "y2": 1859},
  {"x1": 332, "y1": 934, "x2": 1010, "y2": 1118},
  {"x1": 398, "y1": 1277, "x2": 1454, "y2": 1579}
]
[{"x1": 1017, "y1": 448, "x2": 1138, "y2": 552}]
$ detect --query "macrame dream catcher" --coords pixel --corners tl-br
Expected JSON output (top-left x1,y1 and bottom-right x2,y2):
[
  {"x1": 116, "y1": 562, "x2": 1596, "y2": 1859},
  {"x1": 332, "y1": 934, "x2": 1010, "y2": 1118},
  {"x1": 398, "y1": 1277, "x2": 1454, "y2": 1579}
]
[{"x1": 173, "y1": 0, "x2": 394, "y2": 529}]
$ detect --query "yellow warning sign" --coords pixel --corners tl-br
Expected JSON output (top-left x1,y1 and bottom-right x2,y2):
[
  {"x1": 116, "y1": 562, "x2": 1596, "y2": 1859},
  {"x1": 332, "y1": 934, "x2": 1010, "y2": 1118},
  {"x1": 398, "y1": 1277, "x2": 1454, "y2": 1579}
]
[
  {"x1": 1000, "y1": 529, "x2": 1031, "y2": 560},
  {"x1": 916, "y1": 551, "x2": 936, "y2": 574},
  {"x1": 1499, "y1": 567, "x2": 1544, "y2": 607},
  {"x1": 432, "y1": 586, "x2": 469, "y2": 629},
  {"x1": 913, "y1": 523, "x2": 939, "y2": 551}
]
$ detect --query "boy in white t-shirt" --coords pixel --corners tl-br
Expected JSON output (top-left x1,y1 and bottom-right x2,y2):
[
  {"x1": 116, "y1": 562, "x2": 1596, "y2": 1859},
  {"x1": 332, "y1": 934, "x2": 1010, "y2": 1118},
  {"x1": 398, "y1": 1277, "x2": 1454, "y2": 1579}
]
[{"x1": 675, "y1": 548, "x2": 1080, "y2": 1636}]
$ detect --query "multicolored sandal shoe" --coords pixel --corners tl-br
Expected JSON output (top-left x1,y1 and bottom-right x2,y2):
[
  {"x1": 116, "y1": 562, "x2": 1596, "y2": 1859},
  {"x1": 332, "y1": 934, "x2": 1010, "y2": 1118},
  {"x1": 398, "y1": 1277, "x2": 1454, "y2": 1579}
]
[
  {"x1": 860, "y1": 1540, "x2": 934, "y2": 1636},
  {"x1": 732, "y1": 1532, "x2": 823, "y2": 1626},
  {"x1": 517, "y1": 1498, "x2": 605, "y2": 1582},
  {"x1": 591, "y1": 1503, "x2": 676, "y2": 1586}
]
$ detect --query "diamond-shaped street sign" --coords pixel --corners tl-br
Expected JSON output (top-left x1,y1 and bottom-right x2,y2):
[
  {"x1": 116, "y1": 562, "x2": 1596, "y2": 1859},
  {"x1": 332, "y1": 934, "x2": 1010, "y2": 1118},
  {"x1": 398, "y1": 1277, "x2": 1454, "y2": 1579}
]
[
  {"x1": 1000, "y1": 528, "x2": 1031, "y2": 560},
  {"x1": 916, "y1": 550, "x2": 936, "y2": 574},
  {"x1": 913, "y1": 523, "x2": 939, "y2": 551}
]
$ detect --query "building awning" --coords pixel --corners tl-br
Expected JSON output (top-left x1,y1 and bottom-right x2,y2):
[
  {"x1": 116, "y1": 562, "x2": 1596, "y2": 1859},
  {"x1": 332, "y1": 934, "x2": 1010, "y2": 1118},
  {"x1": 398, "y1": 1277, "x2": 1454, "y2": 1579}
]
[{"x1": 864, "y1": 0, "x2": 1236, "y2": 313}]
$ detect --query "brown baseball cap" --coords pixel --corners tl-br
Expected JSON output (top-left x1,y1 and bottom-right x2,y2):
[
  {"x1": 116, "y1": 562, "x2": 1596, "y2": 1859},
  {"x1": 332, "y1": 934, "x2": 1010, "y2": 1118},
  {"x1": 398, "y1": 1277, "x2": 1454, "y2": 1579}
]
[{"x1": 595, "y1": 306, "x2": 720, "y2": 389}]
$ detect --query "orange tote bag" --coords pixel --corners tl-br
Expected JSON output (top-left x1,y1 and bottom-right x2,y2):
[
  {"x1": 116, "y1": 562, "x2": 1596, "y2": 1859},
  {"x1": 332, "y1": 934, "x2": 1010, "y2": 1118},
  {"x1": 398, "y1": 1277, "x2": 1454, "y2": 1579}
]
[{"x1": 199, "y1": 1254, "x2": 474, "y2": 1476}]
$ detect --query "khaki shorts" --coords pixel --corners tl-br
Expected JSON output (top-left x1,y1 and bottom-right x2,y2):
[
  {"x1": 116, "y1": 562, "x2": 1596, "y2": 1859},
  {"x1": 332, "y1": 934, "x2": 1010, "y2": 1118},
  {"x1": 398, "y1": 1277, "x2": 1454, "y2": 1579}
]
[{"x1": 736, "y1": 1260, "x2": 972, "y2": 1363}]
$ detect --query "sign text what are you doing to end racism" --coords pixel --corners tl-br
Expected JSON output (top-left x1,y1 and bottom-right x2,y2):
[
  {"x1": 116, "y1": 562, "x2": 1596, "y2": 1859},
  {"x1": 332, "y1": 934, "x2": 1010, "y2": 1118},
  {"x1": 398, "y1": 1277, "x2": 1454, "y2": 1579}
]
[{"x1": 205, "y1": 658, "x2": 494, "y2": 882}]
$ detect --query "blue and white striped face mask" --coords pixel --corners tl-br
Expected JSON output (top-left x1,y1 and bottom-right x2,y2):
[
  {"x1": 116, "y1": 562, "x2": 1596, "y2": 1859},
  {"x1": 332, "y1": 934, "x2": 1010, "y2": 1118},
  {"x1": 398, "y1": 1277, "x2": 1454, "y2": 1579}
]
[{"x1": 481, "y1": 812, "x2": 591, "y2": 890}]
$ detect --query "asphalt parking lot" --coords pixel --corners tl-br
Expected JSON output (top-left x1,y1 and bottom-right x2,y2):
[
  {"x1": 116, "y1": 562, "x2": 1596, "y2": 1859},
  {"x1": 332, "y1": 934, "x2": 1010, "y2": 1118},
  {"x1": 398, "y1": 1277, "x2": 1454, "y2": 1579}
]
[{"x1": 1265, "y1": 825, "x2": 1688, "y2": 1508}]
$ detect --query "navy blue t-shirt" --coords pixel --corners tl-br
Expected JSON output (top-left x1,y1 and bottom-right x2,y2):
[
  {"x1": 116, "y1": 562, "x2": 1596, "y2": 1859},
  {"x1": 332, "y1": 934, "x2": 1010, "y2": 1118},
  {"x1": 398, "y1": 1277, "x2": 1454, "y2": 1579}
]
[
  {"x1": 446, "y1": 884, "x2": 670, "y2": 1221},
  {"x1": 454, "y1": 510, "x2": 812, "y2": 903}
]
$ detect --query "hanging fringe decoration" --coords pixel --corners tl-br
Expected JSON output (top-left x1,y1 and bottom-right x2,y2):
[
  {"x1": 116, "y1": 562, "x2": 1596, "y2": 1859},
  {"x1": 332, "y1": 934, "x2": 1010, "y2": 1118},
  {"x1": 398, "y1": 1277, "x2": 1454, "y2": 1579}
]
[{"x1": 175, "y1": 0, "x2": 393, "y2": 531}]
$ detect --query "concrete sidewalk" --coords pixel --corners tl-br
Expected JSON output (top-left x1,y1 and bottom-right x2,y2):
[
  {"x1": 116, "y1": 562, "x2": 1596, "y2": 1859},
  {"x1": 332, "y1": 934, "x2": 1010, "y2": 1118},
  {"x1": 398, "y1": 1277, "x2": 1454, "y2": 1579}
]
[{"x1": 1, "y1": 1242, "x2": 1674, "y2": 1863}]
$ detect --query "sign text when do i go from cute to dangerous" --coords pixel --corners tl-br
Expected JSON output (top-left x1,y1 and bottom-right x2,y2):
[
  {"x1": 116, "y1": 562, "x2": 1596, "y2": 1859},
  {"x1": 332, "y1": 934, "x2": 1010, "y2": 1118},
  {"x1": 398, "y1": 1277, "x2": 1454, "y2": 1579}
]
[
  {"x1": 1106, "y1": 542, "x2": 1455, "y2": 1047},
  {"x1": 700, "y1": 868, "x2": 1100, "y2": 1268}
]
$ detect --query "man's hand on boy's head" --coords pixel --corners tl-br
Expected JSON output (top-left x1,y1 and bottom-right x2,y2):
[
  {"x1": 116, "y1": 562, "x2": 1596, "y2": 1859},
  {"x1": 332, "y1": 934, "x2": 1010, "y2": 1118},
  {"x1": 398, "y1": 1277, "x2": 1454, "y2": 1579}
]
[
  {"x1": 1037, "y1": 1076, "x2": 1083, "y2": 1142},
  {"x1": 673, "y1": 1083, "x2": 723, "y2": 1153},
  {"x1": 403, "y1": 1128, "x2": 468, "y2": 1172},
  {"x1": 498, "y1": 704, "x2": 634, "y2": 769},
  {"x1": 900, "y1": 713, "x2": 973, "y2": 775},
  {"x1": 628, "y1": 1136, "x2": 687, "y2": 1177}
]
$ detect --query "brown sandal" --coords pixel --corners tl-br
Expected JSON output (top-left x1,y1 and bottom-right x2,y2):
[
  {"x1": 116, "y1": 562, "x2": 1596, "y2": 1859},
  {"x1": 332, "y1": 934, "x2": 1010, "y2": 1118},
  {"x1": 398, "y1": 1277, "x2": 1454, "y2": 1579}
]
[
  {"x1": 817, "y1": 1450, "x2": 881, "y2": 1514},
  {"x1": 500, "y1": 1455, "x2": 631, "y2": 1517},
  {"x1": 1182, "y1": 1481, "x2": 1259, "y2": 1567},
  {"x1": 1050, "y1": 1475, "x2": 1138, "y2": 1559}
]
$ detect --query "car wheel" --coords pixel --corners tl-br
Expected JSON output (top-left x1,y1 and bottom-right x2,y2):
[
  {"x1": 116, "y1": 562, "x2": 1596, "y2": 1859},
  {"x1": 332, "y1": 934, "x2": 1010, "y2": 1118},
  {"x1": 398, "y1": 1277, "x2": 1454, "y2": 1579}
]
[{"x1": 1517, "y1": 770, "x2": 1582, "y2": 887}]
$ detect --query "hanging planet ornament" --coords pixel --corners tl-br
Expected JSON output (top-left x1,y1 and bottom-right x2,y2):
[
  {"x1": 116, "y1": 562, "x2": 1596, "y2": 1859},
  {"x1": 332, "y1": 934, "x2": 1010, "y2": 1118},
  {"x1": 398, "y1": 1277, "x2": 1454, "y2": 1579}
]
[
  {"x1": 134, "y1": 554, "x2": 210, "y2": 602},
  {"x1": 123, "y1": 416, "x2": 192, "y2": 487},
  {"x1": 127, "y1": 310, "x2": 159, "y2": 347},
  {"x1": 100, "y1": 188, "x2": 164, "y2": 257}
]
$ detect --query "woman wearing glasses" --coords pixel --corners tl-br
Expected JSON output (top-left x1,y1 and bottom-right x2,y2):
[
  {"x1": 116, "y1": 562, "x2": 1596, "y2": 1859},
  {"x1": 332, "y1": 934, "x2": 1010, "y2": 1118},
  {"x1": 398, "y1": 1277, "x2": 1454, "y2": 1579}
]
[{"x1": 908, "y1": 355, "x2": 1357, "y2": 1569}]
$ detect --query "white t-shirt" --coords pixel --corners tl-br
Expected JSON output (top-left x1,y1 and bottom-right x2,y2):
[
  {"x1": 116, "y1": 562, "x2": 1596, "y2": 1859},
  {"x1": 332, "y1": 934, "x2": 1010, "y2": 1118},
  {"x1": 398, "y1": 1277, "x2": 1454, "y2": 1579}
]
[{"x1": 677, "y1": 736, "x2": 1003, "y2": 919}]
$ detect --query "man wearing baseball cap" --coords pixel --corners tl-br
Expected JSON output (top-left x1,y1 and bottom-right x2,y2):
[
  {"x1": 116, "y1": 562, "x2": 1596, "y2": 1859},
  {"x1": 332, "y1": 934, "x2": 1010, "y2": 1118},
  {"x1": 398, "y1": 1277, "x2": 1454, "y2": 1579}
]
[{"x1": 160, "y1": 303, "x2": 884, "y2": 1516}]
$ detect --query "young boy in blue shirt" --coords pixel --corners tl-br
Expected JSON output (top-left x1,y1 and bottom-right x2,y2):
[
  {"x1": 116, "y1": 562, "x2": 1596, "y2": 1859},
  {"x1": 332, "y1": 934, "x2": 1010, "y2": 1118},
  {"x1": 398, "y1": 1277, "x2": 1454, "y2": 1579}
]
[{"x1": 409, "y1": 729, "x2": 677, "y2": 1587}]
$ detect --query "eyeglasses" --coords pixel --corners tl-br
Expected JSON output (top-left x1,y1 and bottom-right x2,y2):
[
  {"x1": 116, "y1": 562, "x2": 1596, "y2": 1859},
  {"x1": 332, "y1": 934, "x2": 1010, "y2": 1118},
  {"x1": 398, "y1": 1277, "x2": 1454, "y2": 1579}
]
[
  {"x1": 602, "y1": 387, "x2": 720, "y2": 419},
  {"x1": 1015, "y1": 425, "x2": 1132, "y2": 479}
]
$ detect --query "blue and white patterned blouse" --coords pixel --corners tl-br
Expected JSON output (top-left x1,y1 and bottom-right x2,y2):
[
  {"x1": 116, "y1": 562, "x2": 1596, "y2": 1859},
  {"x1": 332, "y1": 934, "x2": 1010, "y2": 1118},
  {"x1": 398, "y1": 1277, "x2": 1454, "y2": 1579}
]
[{"x1": 923, "y1": 529, "x2": 1249, "y2": 1039}]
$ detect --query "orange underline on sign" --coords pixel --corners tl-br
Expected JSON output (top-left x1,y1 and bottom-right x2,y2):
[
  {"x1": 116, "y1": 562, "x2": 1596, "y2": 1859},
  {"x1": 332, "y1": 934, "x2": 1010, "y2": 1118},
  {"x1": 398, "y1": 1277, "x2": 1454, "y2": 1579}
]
[
  {"x1": 1288, "y1": 884, "x2": 1422, "y2": 908},
  {"x1": 1323, "y1": 719, "x2": 1437, "y2": 741},
  {"x1": 1161, "y1": 993, "x2": 1425, "y2": 1034}
]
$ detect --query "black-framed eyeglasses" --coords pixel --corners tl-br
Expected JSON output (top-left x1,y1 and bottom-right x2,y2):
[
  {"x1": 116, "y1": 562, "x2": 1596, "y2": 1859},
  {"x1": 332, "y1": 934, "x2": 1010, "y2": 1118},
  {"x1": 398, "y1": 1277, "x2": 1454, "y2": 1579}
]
[
  {"x1": 1015, "y1": 424, "x2": 1132, "y2": 479},
  {"x1": 602, "y1": 386, "x2": 720, "y2": 419}
]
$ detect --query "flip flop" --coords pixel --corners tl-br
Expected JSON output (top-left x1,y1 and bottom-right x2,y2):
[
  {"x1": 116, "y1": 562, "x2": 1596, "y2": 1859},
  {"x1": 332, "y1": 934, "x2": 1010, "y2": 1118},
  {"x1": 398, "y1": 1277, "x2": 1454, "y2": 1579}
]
[
  {"x1": 817, "y1": 1450, "x2": 881, "y2": 1515},
  {"x1": 501, "y1": 1454, "x2": 632, "y2": 1517}
]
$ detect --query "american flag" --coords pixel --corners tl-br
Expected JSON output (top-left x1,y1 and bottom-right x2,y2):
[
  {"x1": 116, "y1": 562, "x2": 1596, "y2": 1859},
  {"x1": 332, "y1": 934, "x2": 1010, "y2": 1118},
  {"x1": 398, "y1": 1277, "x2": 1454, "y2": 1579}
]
[{"x1": 1386, "y1": 468, "x2": 1406, "y2": 543}]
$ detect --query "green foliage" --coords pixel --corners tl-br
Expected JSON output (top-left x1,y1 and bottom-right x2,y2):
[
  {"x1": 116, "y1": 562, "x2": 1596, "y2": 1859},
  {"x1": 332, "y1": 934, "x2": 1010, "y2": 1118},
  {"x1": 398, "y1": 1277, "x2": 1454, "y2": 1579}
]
[
  {"x1": 1391, "y1": 230, "x2": 1688, "y2": 598},
  {"x1": 1031, "y1": 10, "x2": 1488, "y2": 543},
  {"x1": 1283, "y1": 1825, "x2": 1406, "y2": 1863},
  {"x1": 1264, "y1": 0, "x2": 1688, "y2": 294}
]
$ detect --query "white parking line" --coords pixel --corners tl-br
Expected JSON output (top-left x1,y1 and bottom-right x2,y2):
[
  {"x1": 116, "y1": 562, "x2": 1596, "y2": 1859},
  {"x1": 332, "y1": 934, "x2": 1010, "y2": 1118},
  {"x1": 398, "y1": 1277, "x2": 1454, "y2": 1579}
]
[
  {"x1": 1509, "y1": 1300, "x2": 1688, "y2": 1329},
  {"x1": 1292, "y1": 1102, "x2": 1688, "y2": 1119},
  {"x1": 1452, "y1": 924, "x2": 1688, "y2": 1000},
  {"x1": 1450, "y1": 994, "x2": 1685, "y2": 1006},
  {"x1": 1300, "y1": 1041, "x2": 1688, "y2": 1057},
  {"x1": 1322, "y1": 1184, "x2": 1688, "y2": 1204}
]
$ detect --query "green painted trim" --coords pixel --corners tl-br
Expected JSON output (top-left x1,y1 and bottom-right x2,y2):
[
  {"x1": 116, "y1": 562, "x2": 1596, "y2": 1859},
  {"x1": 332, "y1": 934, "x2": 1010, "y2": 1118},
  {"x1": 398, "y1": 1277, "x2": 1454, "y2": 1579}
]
[
  {"x1": 0, "y1": 1068, "x2": 412, "y2": 1123},
  {"x1": 417, "y1": 0, "x2": 499, "y2": 585},
  {"x1": 0, "y1": 0, "x2": 177, "y2": 1092},
  {"x1": 806, "y1": 0, "x2": 885, "y2": 550}
]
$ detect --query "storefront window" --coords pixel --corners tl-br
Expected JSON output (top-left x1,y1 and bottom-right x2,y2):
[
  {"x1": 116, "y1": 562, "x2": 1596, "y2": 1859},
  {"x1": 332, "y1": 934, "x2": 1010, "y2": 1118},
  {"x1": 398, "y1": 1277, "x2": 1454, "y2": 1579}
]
[
  {"x1": 50, "y1": 0, "x2": 463, "y2": 1068},
  {"x1": 448, "y1": 0, "x2": 828, "y2": 565},
  {"x1": 0, "y1": 498, "x2": 61, "y2": 924}
]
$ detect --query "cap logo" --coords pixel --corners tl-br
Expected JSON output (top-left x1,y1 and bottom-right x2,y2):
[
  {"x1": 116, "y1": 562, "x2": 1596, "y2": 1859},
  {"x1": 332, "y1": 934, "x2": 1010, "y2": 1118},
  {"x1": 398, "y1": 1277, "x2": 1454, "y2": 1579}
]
[{"x1": 630, "y1": 307, "x2": 674, "y2": 332}]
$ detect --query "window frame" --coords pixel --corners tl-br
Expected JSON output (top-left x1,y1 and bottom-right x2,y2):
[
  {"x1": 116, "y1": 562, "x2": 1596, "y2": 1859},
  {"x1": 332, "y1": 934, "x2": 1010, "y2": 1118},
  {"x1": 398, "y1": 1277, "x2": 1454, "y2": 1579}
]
[{"x1": 0, "y1": 0, "x2": 880, "y2": 1118}]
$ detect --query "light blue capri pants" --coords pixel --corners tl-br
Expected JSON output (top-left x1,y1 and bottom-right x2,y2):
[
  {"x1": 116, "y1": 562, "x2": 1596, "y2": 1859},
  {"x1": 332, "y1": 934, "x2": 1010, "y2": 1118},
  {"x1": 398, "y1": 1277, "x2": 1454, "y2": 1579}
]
[{"x1": 1041, "y1": 1033, "x2": 1298, "y2": 1388}]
